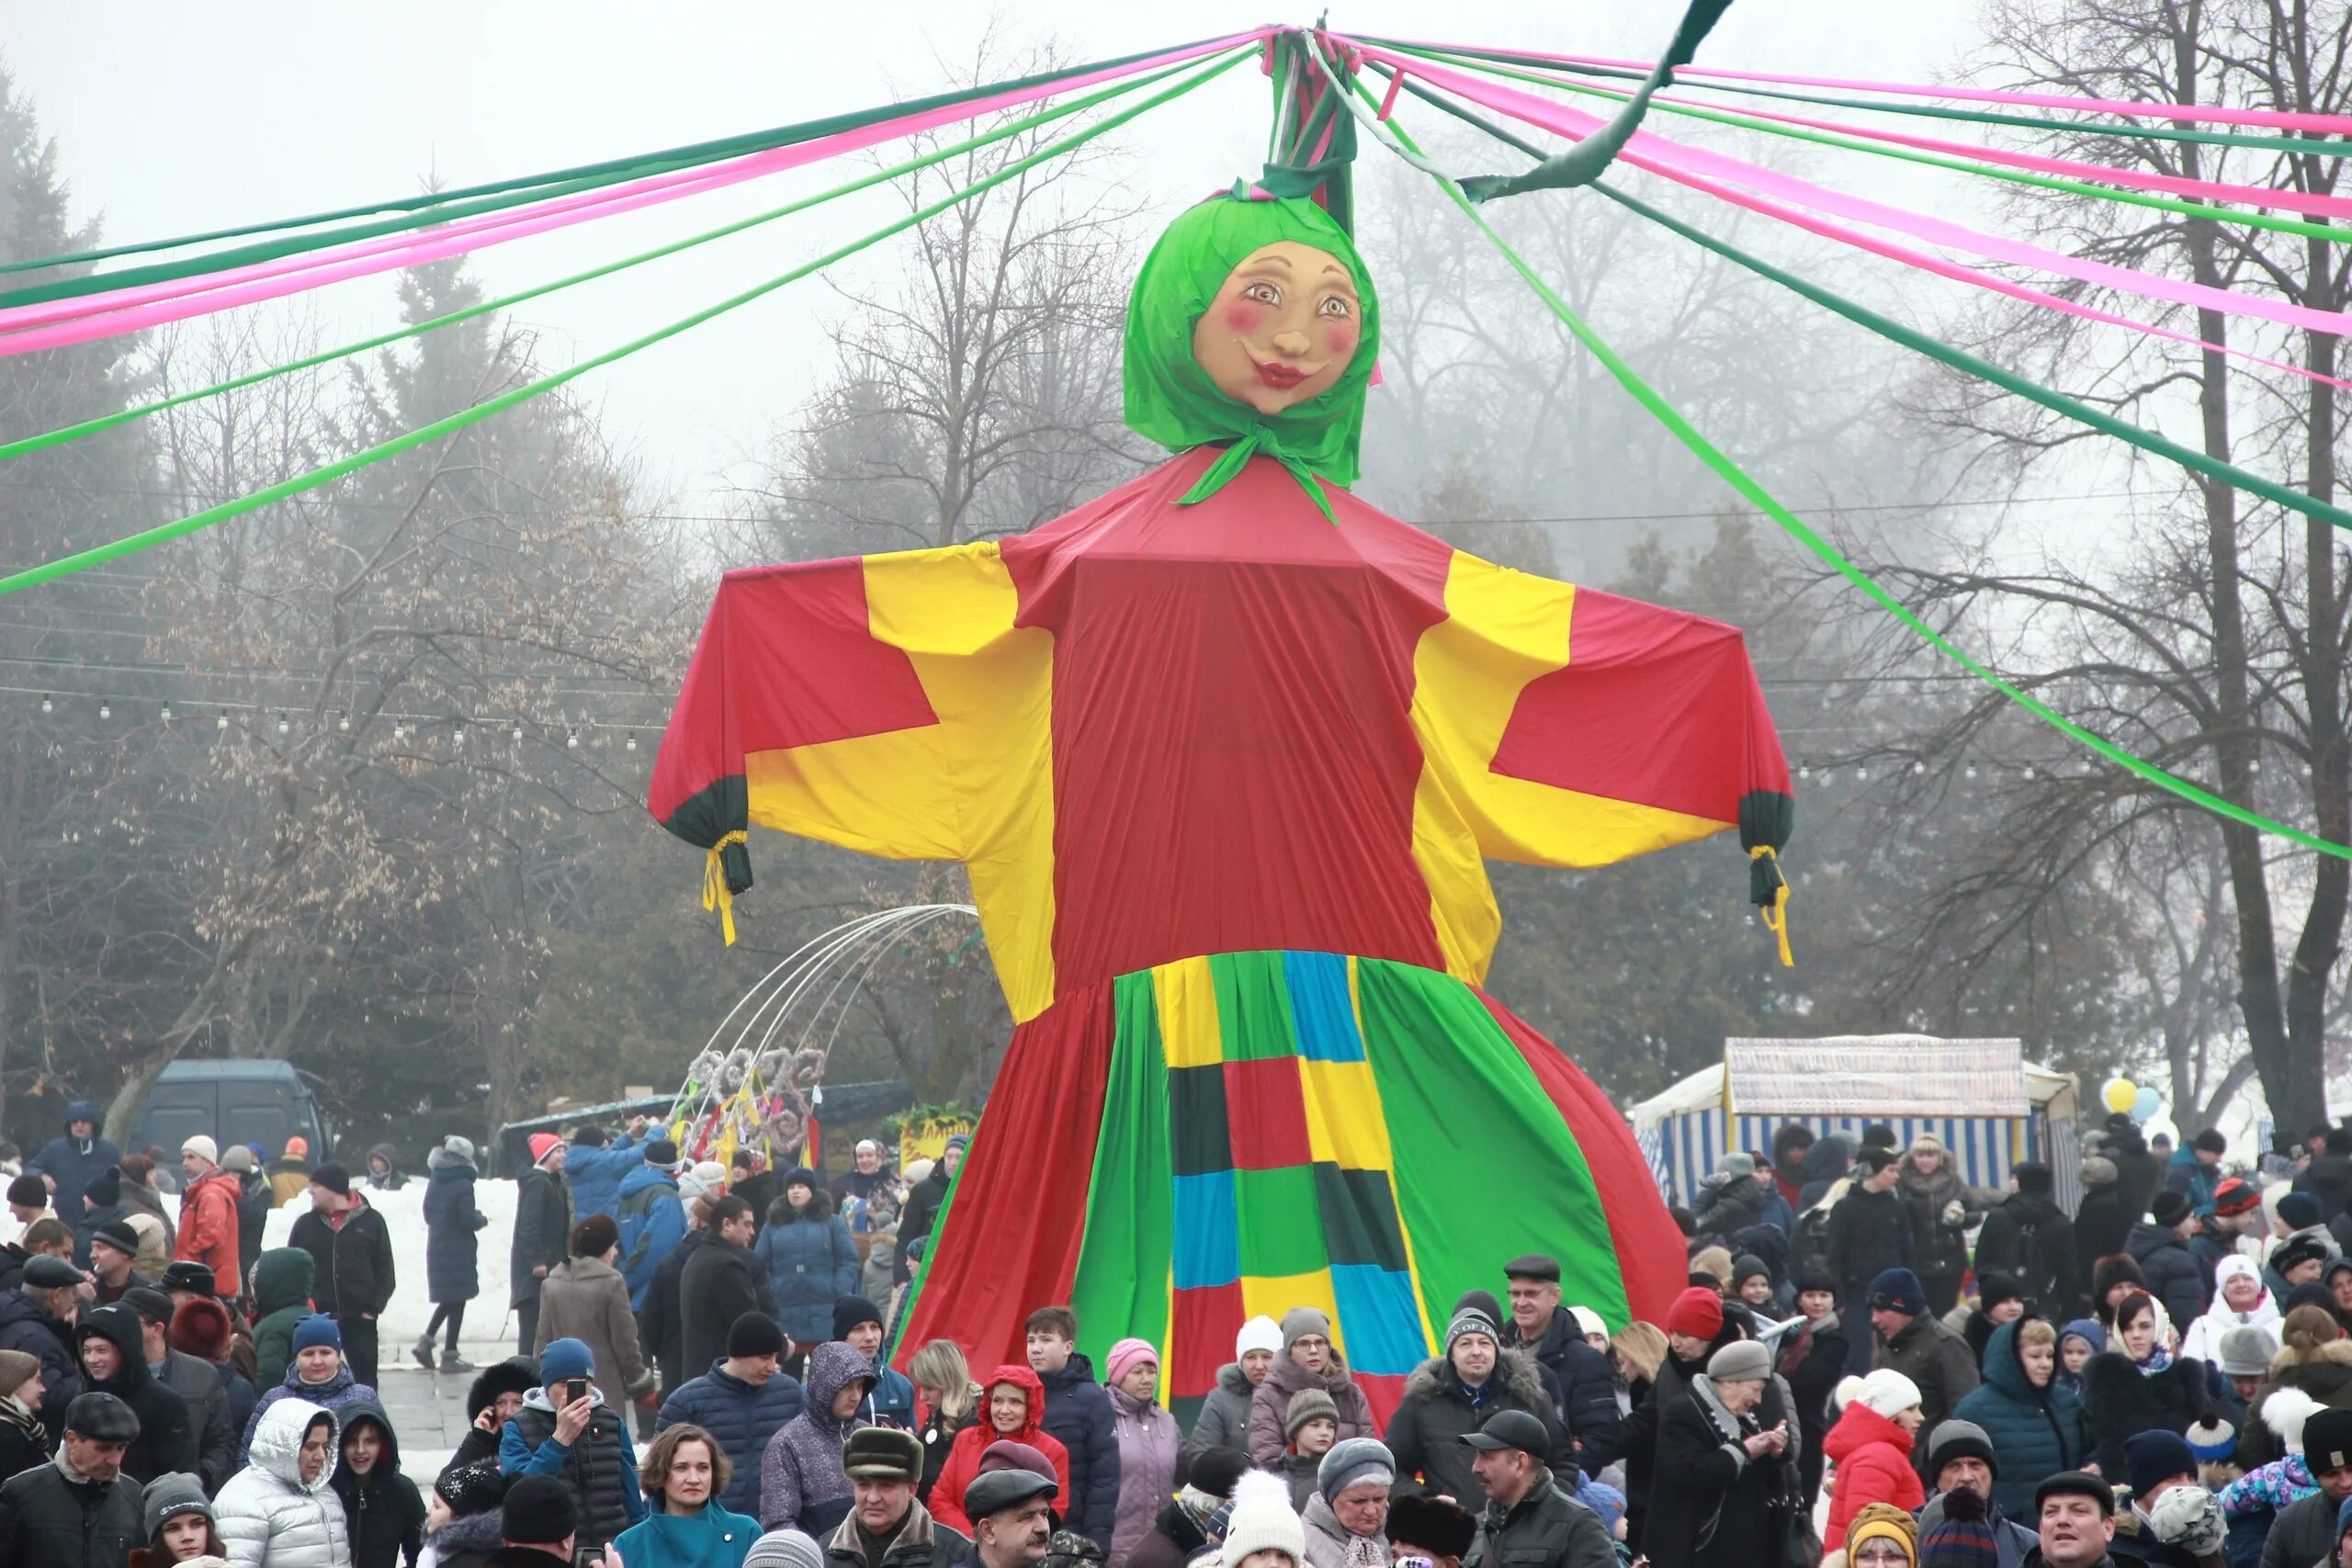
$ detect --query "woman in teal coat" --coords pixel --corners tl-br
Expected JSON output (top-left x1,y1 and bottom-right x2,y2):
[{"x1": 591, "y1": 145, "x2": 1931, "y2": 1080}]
[
  {"x1": 1949, "y1": 1314, "x2": 2090, "y2": 1520},
  {"x1": 612, "y1": 1424, "x2": 760, "y2": 1568}
]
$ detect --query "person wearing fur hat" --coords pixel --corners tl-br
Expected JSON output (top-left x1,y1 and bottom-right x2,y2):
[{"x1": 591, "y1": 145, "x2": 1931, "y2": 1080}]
[
  {"x1": 1246, "y1": 1308, "x2": 1374, "y2": 1467},
  {"x1": 534, "y1": 1217, "x2": 658, "y2": 1416},
  {"x1": 1097, "y1": 1339, "x2": 1179, "y2": 1565},
  {"x1": 513, "y1": 1134, "x2": 572, "y2": 1359},
  {"x1": 2081, "y1": 1292, "x2": 2209, "y2": 1479},
  {"x1": 1640, "y1": 1340, "x2": 1794, "y2": 1568},
  {"x1": 1947, "y1": 1317, "x2": 2090, "y2": 1523},
  {"x1": 2230, "y1": 1303, "x2": 2352, "y2": 1471},
  {"x1": 1898, "y1": 1135, "x2": 2000, "y2": 1319},
  {"x1": 1822, "y1": 1369, "x2": 1925, "y2": 1553},
  {"x1": 1187, "y1": 1316, "x2": 1283, "y2": 1463},
  {"x1": 0, "y1": 1345, "x2": 49, "y2": 1478},
  {"x1": 444, "y1": 1356, "x2": 540, "y2": 1483},
  {"x1": 1385, "y1": 1306, "x2": 1574, "y2": 1512},
  {"x1": 416, "y1": 1136, "x2": 491, "y2": 1374},
  {"x1": 1385, "y1": 1494, "x2": 1475, "y2": 1568},
  {"x1": 2126, "y1": 1191, "x2": 2209, "y2": 1333},
  {"x1": 754, "y1": 1171, "x2": 858, "y2": 1351}
]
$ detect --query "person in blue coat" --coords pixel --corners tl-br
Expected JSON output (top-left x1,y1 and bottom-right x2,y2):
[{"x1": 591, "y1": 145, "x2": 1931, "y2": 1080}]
[
  {"x1": 616, "y1": 1142, "x2": 689, "y2": 1313},
  {"x1": 657, "y1": 1312, "x2": 808, "y2": 1516},
  {"x1": 28, "y1": 1100, "x2": 121, "y2": 1255},
  {"x1": 753, "y1": 1172, "x2": 858, "y2": 1349},
  {"x1": 832, "y1": 1297, "x2": 915, "y2": 1427},
  {"x1": 1948, "y1": 1314, "x2": 2090, "y2": 1522},
  {"x1": 416, "y1": 1136, "x2": 491, "y2": 1372},
  {"x1": 567, "y1": 1119, "x2": 650, "y2": 1222}
]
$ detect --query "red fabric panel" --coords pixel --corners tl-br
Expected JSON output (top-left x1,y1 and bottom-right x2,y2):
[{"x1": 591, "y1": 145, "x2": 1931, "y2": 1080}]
[
  {"x1": 649, "y1": 559, "x2": 938, "y2": 823},
  {"x1": 1001, "y1": 450, "x2": 1455, "y2": 996},
  {"x1": 1478, "y1": 993, "x2": 1684, "y2": 1327},
  {"x1": 1169, "y1": 1280, "x2": 1247, "y2": 1400},
  {"x1": 1222, "y1": 1059, "x2": 1312, "y2": 1171},
  {"x1": 1488, "y1": 588, "x2": 1791, "y2": 825},
  {"x1": 892, "y1": 981, "x2": 1115, "y2": 1375},
  {"x1": 1354, "y1": 1371, "x2": 1408, "y2": 1430}
]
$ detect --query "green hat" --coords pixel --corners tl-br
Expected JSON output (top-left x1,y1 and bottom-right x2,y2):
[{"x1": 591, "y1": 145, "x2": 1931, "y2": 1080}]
[{"x1": 1123, "y1": 186, "x2": 1380, "y2": 517}]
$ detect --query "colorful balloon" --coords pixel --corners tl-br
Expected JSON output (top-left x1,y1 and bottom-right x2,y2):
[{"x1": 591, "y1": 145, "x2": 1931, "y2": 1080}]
[{"x1": 2102, "y1": 1077, "x2": 2138, "y2": 1114}]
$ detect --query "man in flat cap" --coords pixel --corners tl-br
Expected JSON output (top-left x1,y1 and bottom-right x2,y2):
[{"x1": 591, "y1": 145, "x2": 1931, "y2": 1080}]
[
  {"x1": 965, "y1": 1462, "x2": 1056, "y2": 1568},
  {"x1": 0, "y1": 1390, "x2": 143, "y2": 1568},
  {"x1": 1459, "y1": 1410, "x2": 1616, "y2": 1568},
  {"x1": 1497, "y1": 1256, "x2": 1619, "y2": 1455}
]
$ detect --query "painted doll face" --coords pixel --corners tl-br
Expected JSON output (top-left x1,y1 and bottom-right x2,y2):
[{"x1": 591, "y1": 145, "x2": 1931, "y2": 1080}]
[{"x1": 1190, "y1": 241, "x2": 1363, "y2": 415}]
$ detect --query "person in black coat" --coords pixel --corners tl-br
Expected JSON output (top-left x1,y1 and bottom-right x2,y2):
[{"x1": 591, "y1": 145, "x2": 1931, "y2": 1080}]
[
  {"x1": 0, "y1": 1390, "x2": 144, "y2": 1568},
  {"x1": 442, "y1": 1357, "x2": 537, "y2": 1485},
  {"x1": 52, "y1": 1303, "x2": 194, "y2": 1485},
  {"x1": 1497, "y1": 1256, "x2": 1623, "y2": 1457},
  {"x1": 1825, "y1": 1151, "x2": 1914, "y2": 1376},
  {"x1": 639, "y1": 1219, "x2": 710, "y2": 1402},
  {"x1": 1639, "y1": 1339, "x2": 1794, "y2": 1568},
  {"x1": 1973, "y1": 1160, "x2": 2081, "y2": 1321},
  {"x1": 2297, "y1": 1124, "x2": 2352, "y2": 1224},
  {"x1": 2081, "y1": 1292, "x2": 2208, "y2": 1476},
  {"x1": 330, "y1": 1397, "x2": 426, "y2": 1568},
  {"x1": 677, "y1": 1198, "x2": 777, "y2": 1382},
  {"x1": 509, "y1": 1136, "x2": 571, "y2": 1359},
  {"x1": 895, "y1": 1139, "x2": 964, "y2": 1287},
  {"x1": 729, "y1": 1151, "x2": 778, "y2": 1236},
  {"x1": 418, "y1": 1140, "x2": 490, "y2": 1373},
  {"x1": 2125, "y1": 1193, "x2": 2208, "y2": 1332},
  {"x1": 286, "y1": 1166, "x2": 397, "y2": 1387},
  {"x1": 1778, "y1": 1269, "x2": 1847, "y2": 1512},
  {"x1": 2098, "y1": 1117, "x2": 2165, "y2": 1225},
  {"x1": 1580, "y1": 1287, "x2": 1741, "y2": 1553}
]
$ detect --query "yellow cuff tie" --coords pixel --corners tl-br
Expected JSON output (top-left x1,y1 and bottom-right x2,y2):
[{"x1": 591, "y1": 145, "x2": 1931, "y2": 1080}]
[
  {"x1": 703, "y1": 829, "x2": 748, "y2": 947},
  {"x1": 1750, "y1": 845, "x2": 1794, "y2": 968}
]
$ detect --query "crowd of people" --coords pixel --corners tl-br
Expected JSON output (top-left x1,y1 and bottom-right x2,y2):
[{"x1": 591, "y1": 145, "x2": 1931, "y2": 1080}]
[{"x1": 16, "y1": 1102, "x2": 2352, "y2": 1568}]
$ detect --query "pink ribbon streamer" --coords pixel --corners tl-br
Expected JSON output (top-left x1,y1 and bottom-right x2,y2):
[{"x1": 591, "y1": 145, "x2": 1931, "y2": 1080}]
[
  {"x1": 1359, "y1": 45, "x2": 2352, "y2": 344},
  {"x1": 1378, "y1": 34, "x2": 2352, "y2": 134},
  {"x1": 0, "y1": 30, "x2": 1270, "y2": 358}
]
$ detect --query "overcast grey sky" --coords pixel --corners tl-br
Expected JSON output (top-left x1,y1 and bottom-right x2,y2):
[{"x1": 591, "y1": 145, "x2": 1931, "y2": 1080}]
[{"x1": 7, "y1": 3, "x2": 1983, "y2": 513}]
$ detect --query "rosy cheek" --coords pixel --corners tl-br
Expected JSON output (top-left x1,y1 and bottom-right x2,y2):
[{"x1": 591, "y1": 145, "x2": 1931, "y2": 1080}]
[
  {"x1": 1324, "y1": 324, "x2": 1357, "y2": 355},
  {"x1": 1220, "y1": 301, "x2": 1263, "y2": 332}
]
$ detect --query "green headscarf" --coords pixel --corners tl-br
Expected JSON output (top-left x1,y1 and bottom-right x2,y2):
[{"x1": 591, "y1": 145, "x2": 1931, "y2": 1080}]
[{"x1": 1122, "y1": 185, "x2": 1380, "y2": 521}]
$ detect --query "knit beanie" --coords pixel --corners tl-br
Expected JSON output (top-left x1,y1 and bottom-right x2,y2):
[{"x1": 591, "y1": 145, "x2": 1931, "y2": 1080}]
[
  {"x1": 832, "y1": 1296, "x2": 886, "y2": 1342},
  {"x1": 1284, "y1": 1388, "x2": 1340, "y2": 1441},
  {"x1": 2124, "y1": 1429, "x2": 2199, "y2": 1498},
  {"x1": 141, "y1": 1472, "x2": 213, "y2": 1538},
  {"x1": 84, "y1": 1167, "x2": 121, "y2": 1209},
  {"x1": 1219, "y1": 1471, "x2": 1306, "y2": 1567},
  {"x1": 222, "y1": 1145, "x2": 256, "y2": 1174},
  {"x1": 1281, "y1": 1305, "x2": 1331, "y2": 1349},
  {"x1": 0, "y1": 1348, "x2": 38, "y2": 1402},
  {"x1": 291, "y1": 1314, "x2": 343, "y2": 1354},
  {"x1": 436, "y1": 1462, "x2": 507, "y2": 1518},
  {"x1": 1317, "y1": 1438, "x2": 1395, "y2": 1504},
  {"x1": 1847, "y1": 1502, "x2": 1918, "y2": 1562},
  {"x1": 1104, "y1": 1337, "x2": 1159, "y2": 1391},
  {"x1": 501, "y1": 1474, "x2": 578, "y2": 1547},
  {"x1": 2280, "y1": 1190, "x2": 2324, "y2": 1230},
  {"x1": 1841, "y1": 1368, "x2": 1924, "y2": 1421},
  {"x1": 537, "y1": 1337, "x2": 595, "y2": 1386},
  {"x1": 743, "y1": 1530, "x2": 828, "y2": 1568},
  {"x1": 729, "y1": 1313, "x2": 787, "y2": 1359},
  {"x1": 6, "y1": 1172, "x2": 46, "y2": 1208},
  {"x1": 1236, "y1": 1315, "x2": 1283, "y2": 1359},
  {"x1": 1927, "y1": 1419, "x2": 1997, "y2": 1480},
  {"x1": 1444, "y1": 1307, "x2": 1500, "y2": 1351},
  {"x1": 1566, "y1": 1305, "x2": 1607, "y2": 1340},
  {"x1": 1918, "y1": 1481, "x2": 1999, "y2": 1568},
  {"x1": 310, "y1": 1162, "x2": 352, "y2": 1197},
  {"x1": 527, "y1": 1133, "x2": 563, "y2": 1165},
  {"x1": 1664, "y1": 1286, "x2": 1724, "y2": 1340},
  {"x1": 2186, "y1": 1417, "x2": 2238, "y2": 1465}
]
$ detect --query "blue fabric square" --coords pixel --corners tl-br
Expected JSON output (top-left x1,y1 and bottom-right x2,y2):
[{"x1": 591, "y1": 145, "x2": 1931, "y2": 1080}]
[
  {"x1": 1329, "y1": 1263, "x2": 1427, "y2": 1375},
  {"x1": 1172, "y1": 1169, "x2": 1241, "y2": 1289},
  {"x1": 1285, "y1": 951, "x2": 1366, "y2": 1062}
]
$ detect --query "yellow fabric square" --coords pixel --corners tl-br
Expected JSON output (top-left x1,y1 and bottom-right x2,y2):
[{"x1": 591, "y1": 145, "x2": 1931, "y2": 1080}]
[
  {"x1": 1242, "y1": 1270, "x2": 1341, "y2": 1350},
  {"x1": 1300, "y1": 1059, "x2": 1393, "y2": 1171},
  {"x1": 1153, "y1": 957, "x2": 1224, "y2": 1067}
]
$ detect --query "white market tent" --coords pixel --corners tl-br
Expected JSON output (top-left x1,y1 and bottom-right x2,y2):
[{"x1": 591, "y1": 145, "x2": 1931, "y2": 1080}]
[{"x1": 1630, "y1": 1035, "x2": 2085, "y2": 1213}]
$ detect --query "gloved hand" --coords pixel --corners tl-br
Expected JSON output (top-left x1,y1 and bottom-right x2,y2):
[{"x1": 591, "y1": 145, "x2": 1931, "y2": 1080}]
[{"x1": 2145, "y1": 1484, "x2": 2224, "y2": 1556}]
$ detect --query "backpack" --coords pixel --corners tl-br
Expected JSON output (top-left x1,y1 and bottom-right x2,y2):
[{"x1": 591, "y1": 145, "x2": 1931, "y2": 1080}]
[
  {"x1": 1998, "y1": 1204, "x2": 2064, "y2": 1314},
  {"x1": 615, "y1": 1179, "x2": 671, "y2": 1283}
]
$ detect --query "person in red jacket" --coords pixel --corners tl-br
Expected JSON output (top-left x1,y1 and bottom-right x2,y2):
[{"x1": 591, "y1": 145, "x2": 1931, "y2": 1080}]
[
  {"x1": 175, "y1": 1137, "x2": 242, "y2": 1303},
  {"x1": 1823, "y1": 1367, "x2": 1927, "y2": 1553},
  {"x1": 928, "y1": 1363, "x2": 1071, "y2": 1538}
]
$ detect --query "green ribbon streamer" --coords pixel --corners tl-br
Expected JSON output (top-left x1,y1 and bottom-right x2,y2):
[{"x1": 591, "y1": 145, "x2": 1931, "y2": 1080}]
[
  {"x1": 0, "y1": 34, "x2": 1244, "y2": 288},
  {"x1": 0, "y1": 47, "x2": 1250, "y2": 599},
  {"x1": 1322, "y1": 56, "x2": 2352, "y2": 862},
  {"x1": 1371, "y1": 62, "x2": 2352, "y2": 536},
  {"x1": 1359, "y1": 35, "x2": 2352, "y2": 161},
  {"x1": 0, "y1": 60, "x2": 1193, "y2": 465},
  {"x1": 1383, "y1": 41, "x2": 2352, "y2": 247}
]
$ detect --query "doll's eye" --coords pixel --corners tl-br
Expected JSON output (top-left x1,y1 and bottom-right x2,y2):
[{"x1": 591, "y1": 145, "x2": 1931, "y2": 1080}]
[
  {"x1": 1318, "y1": 295, "x2": 1352, "y2": 319},
  {"x1": 1243, "y1": 281, "x2": 1282, "y2": 305}
]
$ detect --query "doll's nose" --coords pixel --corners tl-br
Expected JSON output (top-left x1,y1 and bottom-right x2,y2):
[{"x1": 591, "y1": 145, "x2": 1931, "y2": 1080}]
[{"x1": 1271, "y1": 328, "x2": 1309, "y2": 356}]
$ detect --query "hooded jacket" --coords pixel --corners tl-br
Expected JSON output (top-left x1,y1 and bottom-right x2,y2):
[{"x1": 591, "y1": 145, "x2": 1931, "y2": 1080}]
[
  {"x1": 1183, "y1": 1361, "x2": 1257, "y2": 1462},
  {"x1": 424, "y1": 1146, "x2": 489, "y2": 1305},
  {"x1": 1822, "y1": 1397, "x2": 1923, "y2": 1552},
  {"x1": 177, "y1": 1166, "x2": 243, "y2": 1289},
  {"x1": 510, "y1": 1159, "x2": 571, "y2": 1310},
  {"x1": 929, "y1": 1364, "x2": 1074, "y2": 1538},
  {"x1": 0, "y1": 1440, "x2": 145, "y2": 1568},
  {"x1": 2124, "y1": 1220, "x2": 2207, "y2": 1331},
  {"x1": 27, "y1": 1102, "x2": 121, "y2": 1247},
  {"x1": 251, "y1": 1248, "x2": 317, "y2": 1389},
  {"x1": 753, "y1": 1190, "x2": 857, "y2": 1347},
  {"x1": 658, "y1": 1359, "x2": 807, "y2": 1515},
  {"x1": 216, "y1": 1395, "x2": 354, "y2": 1568},
  {"x1": 532, "y1": 1254, "x2": 655, "y2": 1411},
  {"x1": 502, "y1": 1377, "x2": 648, "y2": 1550},
  {"x1": 58, "y1": 1303, "x2": 196, "y2": 1483},
  {"x1": 760, "y1": 1340, "x2": 876, "y2": 1537},
  {"x1": 287, "y1": 1194, "x2": 395, "y2": 1322},
  {"x1": 1948, "y1": 1318, "x2": 2090, "y2": 1521},
  {"x1": 243, "y1": 1348, "x2": 379, "y2": 1460},
  {"x1": 1385, "y1": 1347, "x2": 1577, "y2": 1507},
  {"x1": 615, "y1": 1162, "x2": 686, "y2": 1311},
  {"x1": 363, "y1": 1145, "x2": 407, "y2": 1191},
  {"x1": 1244, "y1": 1348, "x2": 1374, "y2": 1466},
  {"x1": 328, "y1": 1397, "x2": 426, "y2": 1568}
]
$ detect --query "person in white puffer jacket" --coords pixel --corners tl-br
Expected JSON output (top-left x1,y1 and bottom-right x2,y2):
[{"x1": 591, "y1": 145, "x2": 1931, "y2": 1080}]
[{"x1": 215, "y1": 1395, "x2": 353, "y2": 1568}]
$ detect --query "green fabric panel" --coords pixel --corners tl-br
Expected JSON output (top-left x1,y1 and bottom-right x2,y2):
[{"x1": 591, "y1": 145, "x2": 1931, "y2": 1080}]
[
  {"x1": 0, "y1": 34, "x2": 1245, "y2": 292},
  {"x1": 1341, "y1": 78, "x2": 2352, "y2": 863},
  {"x1": 0, "y1": 47, "x2": 1249, "y2": 598},
  {"x1": 1168, "y1": 1065, "x2": 1235, "y2": 1177},
  {"x1": 1209, "y1": 952, "x2": 1301, "y2": 1062},
  {"x1": 0, "y1": 61, "x2": 1191, "y2": 465},
  {"x1": 1233, "y1": 1165, "x2": 1327, "y2": 1277},
  {"x1": 1070, "y1": 973, "x2": 1174, "y2": 1368},
  {"x1": 1312, "y1": 1163, "x2": 1410, "y2": 1272},
  {"x1": 1352, "y1": 958, "x2": 1625, "y2": 1332}
]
